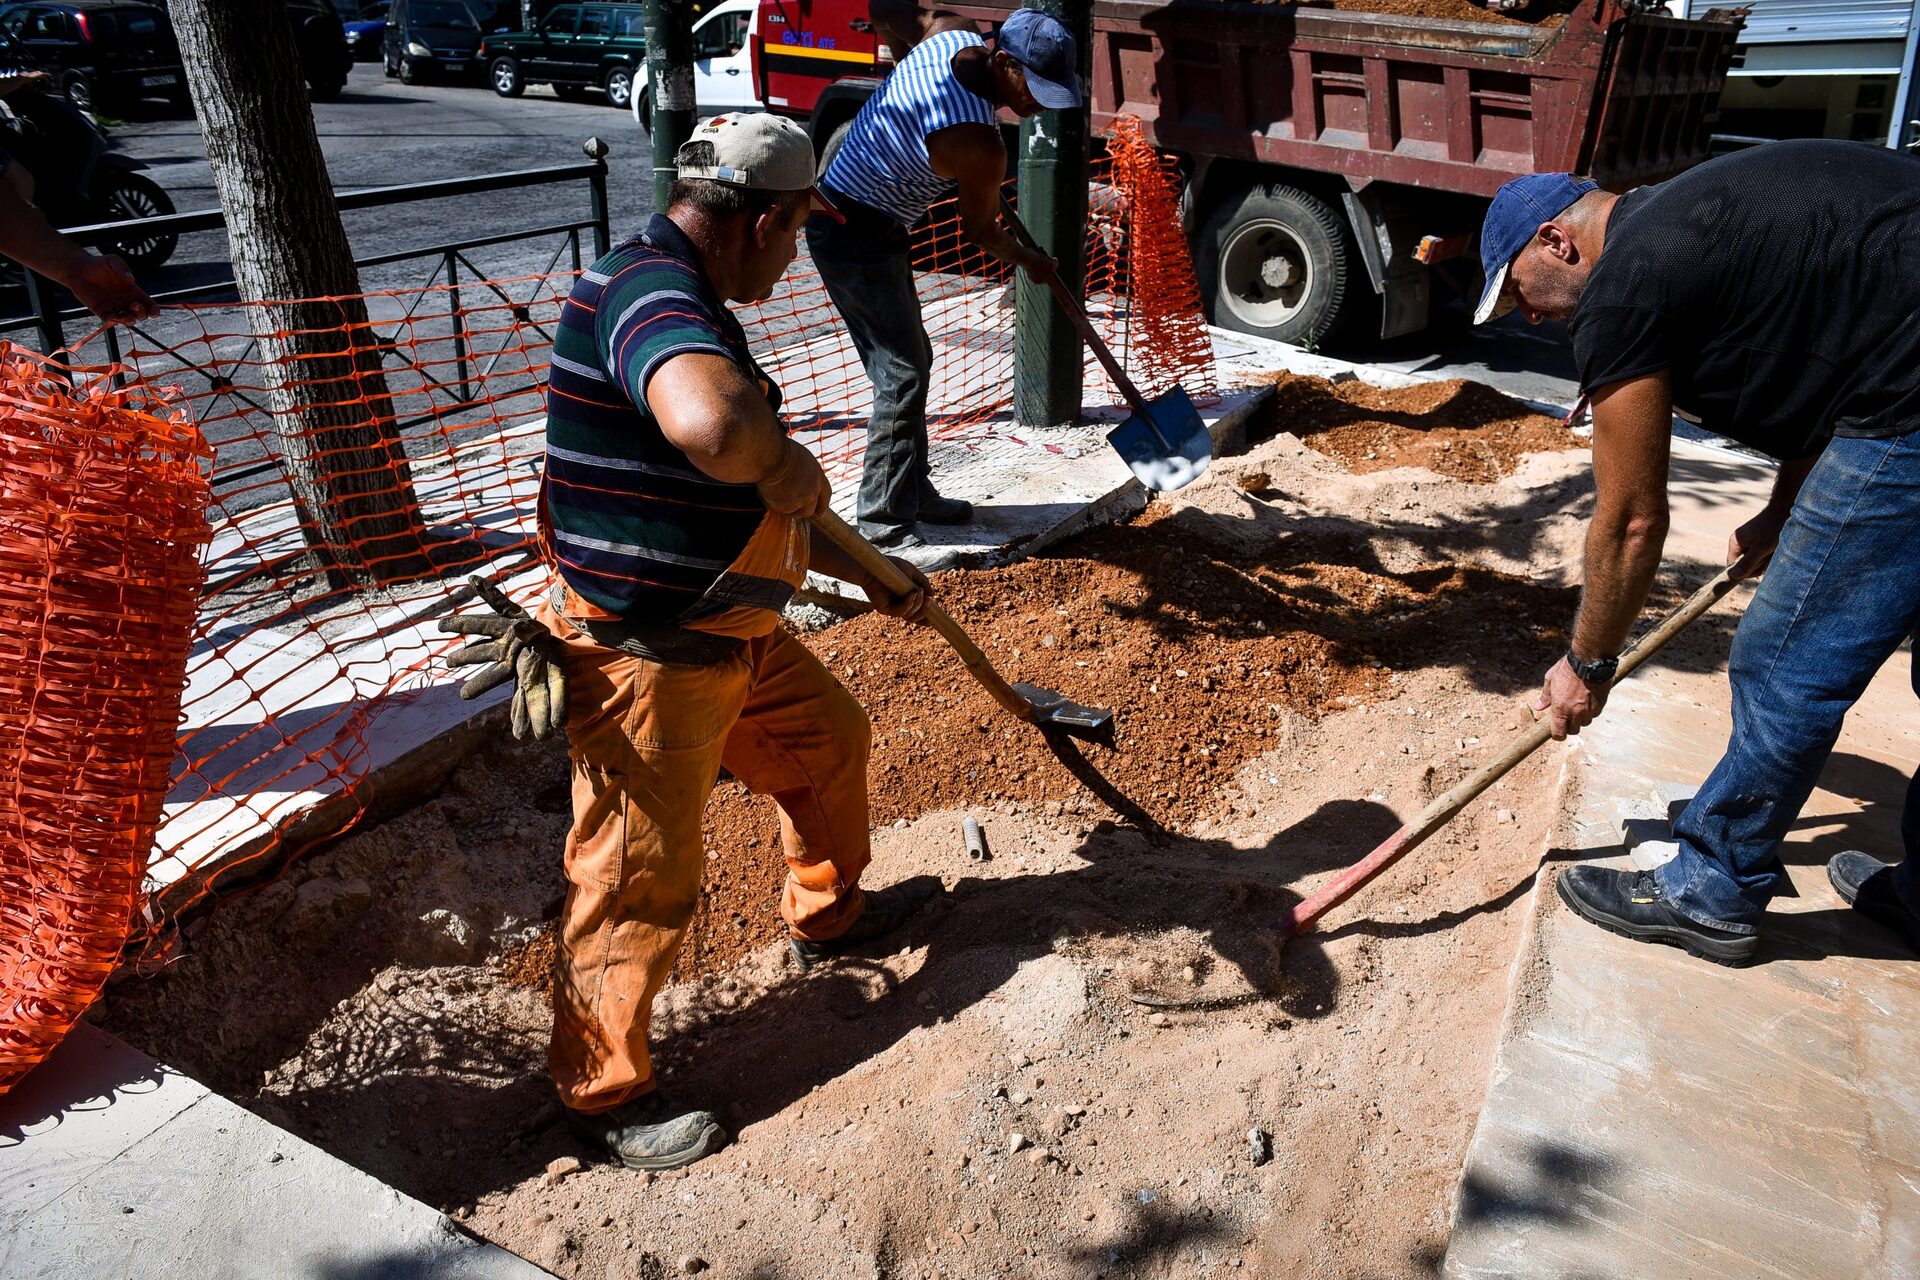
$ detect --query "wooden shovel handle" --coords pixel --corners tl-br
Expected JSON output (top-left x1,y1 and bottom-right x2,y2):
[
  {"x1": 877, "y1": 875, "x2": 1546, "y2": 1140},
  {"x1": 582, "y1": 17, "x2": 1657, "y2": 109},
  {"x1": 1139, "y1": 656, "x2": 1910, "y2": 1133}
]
[
  {"x1": 998, "y1": 196, "x2": 1154, "y2": 419},
  {"x1": 808, "y1": 508, "x2": 1038, "y2": 724},
  {"x1": 1280, "y1": 565, "x2": 1741, "y2": 939}
]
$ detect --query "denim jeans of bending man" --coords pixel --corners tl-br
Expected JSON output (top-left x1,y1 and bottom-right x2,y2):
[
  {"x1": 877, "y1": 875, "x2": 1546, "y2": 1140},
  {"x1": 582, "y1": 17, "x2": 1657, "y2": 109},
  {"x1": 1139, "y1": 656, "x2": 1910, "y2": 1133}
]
[
  {"x1": 806, "y1": 205, "x2": 938, "y2": 543},
  {"x1": 1655, "y1": 428, "x2": 1920, "y2": 932}
]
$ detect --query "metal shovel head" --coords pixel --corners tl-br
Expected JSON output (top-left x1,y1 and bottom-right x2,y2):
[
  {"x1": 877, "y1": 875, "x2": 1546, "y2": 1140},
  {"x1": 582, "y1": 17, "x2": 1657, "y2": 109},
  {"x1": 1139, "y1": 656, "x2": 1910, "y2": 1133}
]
[
  {"x1": 1107, "y1": 386, "x2": 1211, "y2": 493},
  {"x1": 1012, "y1": 681, "x2": 1115, "y2": 742}
]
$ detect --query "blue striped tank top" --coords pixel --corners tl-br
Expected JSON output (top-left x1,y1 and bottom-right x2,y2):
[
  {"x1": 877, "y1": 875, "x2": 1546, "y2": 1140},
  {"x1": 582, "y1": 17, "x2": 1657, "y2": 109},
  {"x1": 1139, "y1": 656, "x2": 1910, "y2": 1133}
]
[{"x1": 821, "y1": 28, "x2": 998, "y2": 225}]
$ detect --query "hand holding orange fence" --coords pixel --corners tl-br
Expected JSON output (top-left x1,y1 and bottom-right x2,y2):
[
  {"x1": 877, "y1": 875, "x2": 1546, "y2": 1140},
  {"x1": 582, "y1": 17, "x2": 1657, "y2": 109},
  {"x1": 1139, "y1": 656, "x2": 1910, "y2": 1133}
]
[{"x1": 0, "y1": 347, "x2": 209, "y2": 1092}]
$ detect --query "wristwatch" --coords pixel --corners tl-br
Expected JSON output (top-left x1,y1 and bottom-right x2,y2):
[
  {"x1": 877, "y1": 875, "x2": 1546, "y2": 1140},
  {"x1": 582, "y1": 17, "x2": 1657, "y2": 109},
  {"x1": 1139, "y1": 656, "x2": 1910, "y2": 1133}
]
[{"x1": 1565, "y1": 649, "x2": 1619, "y2": 686}]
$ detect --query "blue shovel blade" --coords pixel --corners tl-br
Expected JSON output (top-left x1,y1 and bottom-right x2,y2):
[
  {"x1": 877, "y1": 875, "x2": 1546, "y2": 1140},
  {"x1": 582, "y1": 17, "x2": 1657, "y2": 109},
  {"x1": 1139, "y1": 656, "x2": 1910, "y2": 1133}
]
[{"x1": 1106, "y1": 386, "x2": 1211, "y2": 493}]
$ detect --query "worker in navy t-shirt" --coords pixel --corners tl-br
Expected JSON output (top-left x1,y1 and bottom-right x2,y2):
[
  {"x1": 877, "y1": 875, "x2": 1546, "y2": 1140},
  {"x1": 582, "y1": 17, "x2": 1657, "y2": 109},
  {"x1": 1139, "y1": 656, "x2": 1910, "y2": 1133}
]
[
  {"x1": 809, "y1": 8, "x2": 1076, "y2": 552},
  {"x1": 1475, "y1": 140, "x2": 1920, "y2": 965}
]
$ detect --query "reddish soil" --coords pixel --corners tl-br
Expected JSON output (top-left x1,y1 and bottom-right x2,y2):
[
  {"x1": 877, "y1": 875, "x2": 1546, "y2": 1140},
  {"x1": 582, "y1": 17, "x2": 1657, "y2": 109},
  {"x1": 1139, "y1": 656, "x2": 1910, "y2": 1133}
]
[
  {"x1": 1271, "y1": 373, "x2": 1579, "y2": 484},
  {"x1": 1315, "y1": 0, "x2": 1570, "y2": 26}
]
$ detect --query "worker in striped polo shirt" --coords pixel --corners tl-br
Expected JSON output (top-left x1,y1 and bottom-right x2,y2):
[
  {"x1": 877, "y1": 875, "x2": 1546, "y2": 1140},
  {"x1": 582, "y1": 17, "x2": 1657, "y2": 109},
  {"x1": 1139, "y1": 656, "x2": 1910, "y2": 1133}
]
[
  {"x1": 809, "y1": 7, "x2": 1080, "y2": 552},
  {"x1": 533, "y1": 115, "x2": 938, "y2": 1171}
]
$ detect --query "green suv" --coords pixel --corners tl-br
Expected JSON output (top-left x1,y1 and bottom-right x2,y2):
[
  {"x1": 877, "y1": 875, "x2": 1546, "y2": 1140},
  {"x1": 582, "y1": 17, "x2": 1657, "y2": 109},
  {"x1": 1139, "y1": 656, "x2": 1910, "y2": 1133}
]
[{"x1": 482, "y1": 2, "x2": 645, "y2": 108}]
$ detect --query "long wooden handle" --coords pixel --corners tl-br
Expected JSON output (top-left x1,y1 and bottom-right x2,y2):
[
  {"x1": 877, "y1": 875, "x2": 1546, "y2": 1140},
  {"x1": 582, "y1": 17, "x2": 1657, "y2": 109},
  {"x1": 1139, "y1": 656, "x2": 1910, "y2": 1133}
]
[
  {"x1": 808, "y1": 508, "x2": 1038, "y2": 724},
  {"x1": 998, "y1": 197, "x2": 1155, "y2": 420},
  {"x1": 1280, "y1": 566, "x2": 1741, "y2": 938}
]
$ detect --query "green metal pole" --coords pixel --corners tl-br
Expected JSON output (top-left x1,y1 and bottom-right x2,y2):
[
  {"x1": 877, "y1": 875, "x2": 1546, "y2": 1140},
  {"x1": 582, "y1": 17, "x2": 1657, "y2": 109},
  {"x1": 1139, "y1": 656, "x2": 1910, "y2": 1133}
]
[
  {"x1": 643, "y1": 0, "x2": 697, "y2": 212},
  {"x1": 1013, "y1": 0, "x2": 1092, "y2": 430}
]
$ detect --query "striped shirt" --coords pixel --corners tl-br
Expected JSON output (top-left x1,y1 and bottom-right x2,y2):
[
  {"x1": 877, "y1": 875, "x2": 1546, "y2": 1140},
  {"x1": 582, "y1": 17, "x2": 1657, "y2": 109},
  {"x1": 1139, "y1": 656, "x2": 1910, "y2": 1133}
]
[
  {"x1": 821, "y1": 28, "x2": 998, "y2": 225},
  {"x1": 541, "y1": 214, "x2": 803, "y2": 629}
]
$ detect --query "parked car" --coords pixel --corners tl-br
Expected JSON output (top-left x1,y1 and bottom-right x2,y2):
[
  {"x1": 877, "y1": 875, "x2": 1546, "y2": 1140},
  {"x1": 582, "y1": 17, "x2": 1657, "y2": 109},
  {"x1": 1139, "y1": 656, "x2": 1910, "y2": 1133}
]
[
  {"x1": 383, "y1": 0, "x2": 493, "y2": 84},
  {"x1": 0, "y1": 1, "x2": 186, "y2": 113},
  {"x1": 285, "y1": 0, "x2": 352, "y2": 100},
  {"x1": 341, "y1": 1, "x2": 387, "y2": 64},
  {"x1": 481, "y1": 2, "x2": 645, "y2": 109}
]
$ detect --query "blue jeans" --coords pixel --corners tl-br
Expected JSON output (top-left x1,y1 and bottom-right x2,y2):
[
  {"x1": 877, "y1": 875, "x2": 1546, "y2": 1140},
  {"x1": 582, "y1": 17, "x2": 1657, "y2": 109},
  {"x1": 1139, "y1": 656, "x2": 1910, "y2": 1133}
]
[
  {"x1": 1657, "y1": 430, "x2": 1920, "y2": 931},
  {"x1": 806, "y1": 201, "x2": 937, "y2": 542}
]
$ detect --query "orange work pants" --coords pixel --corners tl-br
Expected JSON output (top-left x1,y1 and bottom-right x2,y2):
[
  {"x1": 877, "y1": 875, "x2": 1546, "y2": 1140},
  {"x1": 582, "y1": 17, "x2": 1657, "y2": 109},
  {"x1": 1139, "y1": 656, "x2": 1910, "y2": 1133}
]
[{"x1": 540, "y1": 605, "x2": 872, "y2": 1113}]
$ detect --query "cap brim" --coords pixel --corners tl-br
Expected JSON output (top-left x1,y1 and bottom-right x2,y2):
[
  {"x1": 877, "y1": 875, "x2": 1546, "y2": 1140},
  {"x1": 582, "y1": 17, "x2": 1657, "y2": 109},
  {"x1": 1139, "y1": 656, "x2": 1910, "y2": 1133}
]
[
  {"x1": 1023, "y1": 68, "x2": 1081, "y2": 111},
  {"x1": 1473, "y1": 260, "x2": 1514, "y2": 325},
  {"x1": 809, "y1": 186, "x2": 845, "y2": 223}
]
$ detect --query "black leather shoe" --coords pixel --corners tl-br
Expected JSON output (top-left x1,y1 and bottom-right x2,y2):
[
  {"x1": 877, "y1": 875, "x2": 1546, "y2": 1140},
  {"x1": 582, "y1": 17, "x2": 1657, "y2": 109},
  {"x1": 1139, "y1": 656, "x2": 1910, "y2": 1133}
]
[
  {"x1": 1556, "y1": 864, "x2": 1759, "y2": 967},
  {"x1": 866, "y1": 525, "x2": 927, "y2": 551},
  {"x1": 917, "y1": 493, "x2": 974, "y2": 525},
  {"x1": 567, "y1": 1091, "x2": 727, "y2": 1171},
  {"x1": 1828, "y1": 851, "x2": 1920, "y2": 955},
  {"x1": 790, "y1": 877, "x2": 940, "y2": 970}
]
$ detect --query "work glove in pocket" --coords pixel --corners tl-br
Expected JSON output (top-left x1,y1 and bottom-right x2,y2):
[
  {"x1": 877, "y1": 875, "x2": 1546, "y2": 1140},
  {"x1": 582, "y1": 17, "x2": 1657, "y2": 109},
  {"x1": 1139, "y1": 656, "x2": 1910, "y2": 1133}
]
[{"x1": 438, "y1": 575, "x2": 568, "y2": 741}]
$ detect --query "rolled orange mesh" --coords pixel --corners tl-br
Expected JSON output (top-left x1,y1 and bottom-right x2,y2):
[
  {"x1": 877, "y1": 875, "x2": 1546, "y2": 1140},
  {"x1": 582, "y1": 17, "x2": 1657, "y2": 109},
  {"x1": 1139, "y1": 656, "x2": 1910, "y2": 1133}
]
[
  {"x1": 0, "y1": 123, "x2": 1217, "y2": 1079},
  {"x1": 0, "y1": 347, "x2": 210, "y2": 1092}
]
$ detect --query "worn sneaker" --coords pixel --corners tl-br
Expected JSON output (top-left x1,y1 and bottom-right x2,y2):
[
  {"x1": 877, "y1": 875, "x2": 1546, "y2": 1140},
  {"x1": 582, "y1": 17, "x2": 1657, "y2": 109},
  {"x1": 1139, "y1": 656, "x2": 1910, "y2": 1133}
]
[
  {"x1": 790, "y1": 877, "x2": 940, "y2": 970},
  {"x1": 567, "y1": 1091, "x2": 727, "y2": 1172},
  {"x1": 1555, "y1": 864, "x2": 1759, "y2": 967},
  {"x1": 917, "y1": 493, "x2": 974, "y2": 525},
  {"x1": 1828, "y1": 851, "x2": 1920, "y2": 955}
]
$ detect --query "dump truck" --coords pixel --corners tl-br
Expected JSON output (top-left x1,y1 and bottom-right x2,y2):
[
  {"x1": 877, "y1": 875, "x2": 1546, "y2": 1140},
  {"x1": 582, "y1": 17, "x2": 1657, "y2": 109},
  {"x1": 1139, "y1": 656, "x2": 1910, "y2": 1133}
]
[{"x1": 636, "y1": 0, "x2": 1747, "y2": 344}]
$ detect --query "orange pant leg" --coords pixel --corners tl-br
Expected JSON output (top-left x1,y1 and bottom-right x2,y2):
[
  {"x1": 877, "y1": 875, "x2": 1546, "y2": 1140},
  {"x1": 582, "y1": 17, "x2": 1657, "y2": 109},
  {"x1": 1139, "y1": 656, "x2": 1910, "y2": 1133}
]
[
  {"x1": 720, "y1": 629, "x2": 873, "y2": 942},
  {"x1": 541, "y1": 603, "x2": 750, "y2": 1113}
]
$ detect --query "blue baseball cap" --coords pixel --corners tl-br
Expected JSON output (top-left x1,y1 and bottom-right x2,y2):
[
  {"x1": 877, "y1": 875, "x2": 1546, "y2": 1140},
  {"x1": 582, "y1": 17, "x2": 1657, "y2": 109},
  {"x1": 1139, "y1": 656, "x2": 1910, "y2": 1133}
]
[
  {"x1": 998, "y1": 9, "x2": 1081, "y2": 111},
  {"x1": 1474, "y1": 172, "x2": 1598, "y2": 324}
]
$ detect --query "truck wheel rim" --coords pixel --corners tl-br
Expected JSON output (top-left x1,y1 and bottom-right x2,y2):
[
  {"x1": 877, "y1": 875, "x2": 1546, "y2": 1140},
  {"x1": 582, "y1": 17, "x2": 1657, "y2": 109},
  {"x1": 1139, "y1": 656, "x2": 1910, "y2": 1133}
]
[
  {"x1": 1220, "y1": 218, "x2": 1313, "y2": 329},
  {"x1": 493, "y1": 62, "x2": 515, "y2": 91},
  {"x1": 607, "y1": 70, "x2": 631, "y2": 105}
]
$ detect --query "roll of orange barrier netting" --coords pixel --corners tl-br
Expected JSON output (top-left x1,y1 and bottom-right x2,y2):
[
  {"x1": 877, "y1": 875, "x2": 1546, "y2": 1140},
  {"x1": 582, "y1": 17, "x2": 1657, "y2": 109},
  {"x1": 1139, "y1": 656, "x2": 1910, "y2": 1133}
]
[{"x1": 0, "y1": 345, "x2": 210, "y2": 1094}]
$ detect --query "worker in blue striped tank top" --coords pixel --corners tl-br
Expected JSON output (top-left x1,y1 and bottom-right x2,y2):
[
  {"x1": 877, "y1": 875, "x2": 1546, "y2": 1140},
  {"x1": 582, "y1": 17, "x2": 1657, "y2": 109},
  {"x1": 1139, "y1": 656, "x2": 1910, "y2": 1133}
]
[{"x1": 809, "y1": 6, "x2": 1081, "y2": 553}]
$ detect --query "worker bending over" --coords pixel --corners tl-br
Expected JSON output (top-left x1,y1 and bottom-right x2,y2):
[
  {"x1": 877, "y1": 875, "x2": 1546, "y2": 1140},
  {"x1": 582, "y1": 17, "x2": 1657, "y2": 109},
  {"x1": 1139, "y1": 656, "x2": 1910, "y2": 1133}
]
[
  {"x1": 809, "y1": 7, "x2": 1075, "y2": 551},
  {"x1": 449, "y1": 115, "x2": 937, "y2": 1171},
  {"x1": 1478, "y1": 140, "x2": 1920, "y2": 965}
]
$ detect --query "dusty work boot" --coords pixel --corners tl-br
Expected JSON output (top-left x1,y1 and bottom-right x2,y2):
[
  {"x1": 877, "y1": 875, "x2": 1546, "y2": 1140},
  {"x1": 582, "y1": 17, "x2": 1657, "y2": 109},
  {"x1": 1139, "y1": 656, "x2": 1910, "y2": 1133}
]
[
  {"x1": 1555, "y1": 864, "x2": 1759, "y2": 967},
  {"x1": 789, "y1": 877, "x2": 940, "y2": 970},
  {"x1": 1828, "y1": 851, "x2": 1920, "y2": 955},
  {"x1": 917, "y1": 492, "x2": 974, "y2": 525},
  {"x1": 567, "y1": 1091, "x2": 727, "y2": 1172},
  {"x1": 868, "y1": 526, "x2": 927, "y2": 552}
]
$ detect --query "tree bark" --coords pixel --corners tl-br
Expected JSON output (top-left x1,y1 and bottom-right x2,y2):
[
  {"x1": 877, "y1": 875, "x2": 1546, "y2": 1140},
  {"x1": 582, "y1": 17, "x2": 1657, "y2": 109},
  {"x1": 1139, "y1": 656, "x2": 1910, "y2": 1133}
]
[{"x1": 169, "y1": 0, "x2": 430, "y2": 588}]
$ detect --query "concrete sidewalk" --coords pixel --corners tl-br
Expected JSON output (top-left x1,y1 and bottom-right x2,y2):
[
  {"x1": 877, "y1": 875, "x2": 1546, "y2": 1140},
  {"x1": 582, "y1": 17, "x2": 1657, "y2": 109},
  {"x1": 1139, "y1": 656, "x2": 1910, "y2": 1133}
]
[
  {"x1": 1444, "y1": 439, "x2": 1920, "y2": 1278},
  {"x1": 0, "y1": 1023, "x2": 549, "y2": 1280}
]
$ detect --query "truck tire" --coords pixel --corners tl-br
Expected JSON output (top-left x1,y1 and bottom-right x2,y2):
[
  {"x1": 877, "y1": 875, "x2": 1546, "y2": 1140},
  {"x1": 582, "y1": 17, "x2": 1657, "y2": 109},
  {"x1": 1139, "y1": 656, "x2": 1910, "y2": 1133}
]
[
  {"x1": 1199, "y1": 182, "x2": 1356, "y2": 346},
  {"x1": 491, "y1": 57, "x2": 524, "y2": 97},
  {"x1": 817, "y1": 118, "x2": 853, "y2": 177},
  {"x1": 635, "y1": 87, "x2": 651, "y2": 133}
]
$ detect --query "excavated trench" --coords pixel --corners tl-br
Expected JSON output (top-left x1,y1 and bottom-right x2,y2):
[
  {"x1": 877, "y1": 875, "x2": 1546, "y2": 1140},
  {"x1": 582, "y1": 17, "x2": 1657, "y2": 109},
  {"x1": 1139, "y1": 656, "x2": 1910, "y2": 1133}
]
[{"x1": 96, "y1": 374, "x2": 1600, "y2": 1279}]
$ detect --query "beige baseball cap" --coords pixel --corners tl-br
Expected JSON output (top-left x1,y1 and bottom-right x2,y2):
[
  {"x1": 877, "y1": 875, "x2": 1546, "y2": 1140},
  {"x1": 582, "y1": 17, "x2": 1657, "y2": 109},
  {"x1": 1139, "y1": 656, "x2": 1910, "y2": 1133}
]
[{"x1": 676, "y1": 113, "x2": 843, "y2": 221}]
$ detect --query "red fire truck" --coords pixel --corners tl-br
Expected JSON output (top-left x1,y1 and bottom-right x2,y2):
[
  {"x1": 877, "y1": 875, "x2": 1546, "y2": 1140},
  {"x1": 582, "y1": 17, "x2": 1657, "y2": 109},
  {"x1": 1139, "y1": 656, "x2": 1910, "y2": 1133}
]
[{"x1": 635, "y1": 0, "x2": 1745, "y2": 344}]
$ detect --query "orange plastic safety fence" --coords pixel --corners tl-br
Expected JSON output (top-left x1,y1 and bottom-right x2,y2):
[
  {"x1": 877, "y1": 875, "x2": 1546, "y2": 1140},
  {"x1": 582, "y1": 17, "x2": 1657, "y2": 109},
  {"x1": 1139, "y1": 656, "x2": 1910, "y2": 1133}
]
[
  {"x1": 0, "y1": 347, "x2": 210, "y2": 1092},
  {"x1": 0, "y1": 123, "x2": 1216, "y2": 1023}
]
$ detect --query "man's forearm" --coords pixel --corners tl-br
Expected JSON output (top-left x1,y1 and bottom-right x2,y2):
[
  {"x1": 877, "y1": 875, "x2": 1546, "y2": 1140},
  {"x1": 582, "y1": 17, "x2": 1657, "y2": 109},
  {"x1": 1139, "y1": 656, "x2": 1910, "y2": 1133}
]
[
  {"x1": 1769, "y1": 452, "x2": 1819, "y2": 514},
  {"x1": 0, "y1": 179, "x2": 94, "y2": 285},
  {"x1": 807, "y1": 535, "x2": 877, "y2": 589},
  {"x1": 1572, "y1": 511, "x2": 1667, "y2": 659}
]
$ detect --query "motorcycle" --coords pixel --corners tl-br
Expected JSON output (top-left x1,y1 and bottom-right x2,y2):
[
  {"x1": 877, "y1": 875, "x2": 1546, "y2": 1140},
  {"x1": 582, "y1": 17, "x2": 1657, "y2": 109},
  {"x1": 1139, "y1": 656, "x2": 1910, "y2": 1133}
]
[{"x1": 0, "y1": 87, "x2": 177, "y2": 271}]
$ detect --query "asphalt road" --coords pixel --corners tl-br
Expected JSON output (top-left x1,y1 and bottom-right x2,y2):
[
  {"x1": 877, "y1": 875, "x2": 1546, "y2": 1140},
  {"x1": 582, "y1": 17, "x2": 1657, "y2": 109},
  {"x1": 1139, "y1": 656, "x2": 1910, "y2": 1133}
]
[{"x1": 106, "y1": 67, "x2": 659, "y2": 297}]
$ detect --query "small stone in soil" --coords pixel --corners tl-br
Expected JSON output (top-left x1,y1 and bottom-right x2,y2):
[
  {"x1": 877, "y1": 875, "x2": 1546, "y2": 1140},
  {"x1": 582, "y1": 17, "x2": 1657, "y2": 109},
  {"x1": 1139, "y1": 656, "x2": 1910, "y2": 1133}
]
[
  {"x1": 680, "y1": 1257, "x2": 708, "y2": 1274},
  {"x1": 1008, "y1": 1132, "x2": 1030, "y2": 1153}
]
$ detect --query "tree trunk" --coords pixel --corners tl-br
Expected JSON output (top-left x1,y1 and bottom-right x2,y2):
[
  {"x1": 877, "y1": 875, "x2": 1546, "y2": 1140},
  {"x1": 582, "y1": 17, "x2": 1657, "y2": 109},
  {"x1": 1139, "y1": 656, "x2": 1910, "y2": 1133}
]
[{"x1": 169, "y1": 0, "x2": 430, "y2": 588}]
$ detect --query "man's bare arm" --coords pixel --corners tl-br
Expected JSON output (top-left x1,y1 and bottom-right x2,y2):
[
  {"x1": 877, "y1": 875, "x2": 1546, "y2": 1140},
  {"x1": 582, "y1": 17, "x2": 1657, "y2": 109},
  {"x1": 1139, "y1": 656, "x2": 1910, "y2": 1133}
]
[
  {"x1": 1573, "y1": 371, "x2": 1674, "y2": 659},
  {"x1": 648, "y1": 353, "x2": 829, "y2": 516},
  {"x1": 925, "y1": 124, "x2": 1050, "y2": 276}
]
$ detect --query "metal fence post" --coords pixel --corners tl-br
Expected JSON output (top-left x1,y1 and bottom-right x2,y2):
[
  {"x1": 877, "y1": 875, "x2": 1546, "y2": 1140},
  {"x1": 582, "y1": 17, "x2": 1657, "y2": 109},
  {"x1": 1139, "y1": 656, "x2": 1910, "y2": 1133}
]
[
  {"x1": 583, "y1": 136, "x2": 612, "y2": 256},
  {"x1": 1013, "y1": 0, "x2": 1093, "y2": 431},
  {"x1": 444, "y1": 250, "x2": 471, "y2": 404},
  {"x1": 22, "y1": 271, "x2": 67, "y2": 365},
  {"x1": 643, "y1": 0, "x2": 697, "y2": 213}
]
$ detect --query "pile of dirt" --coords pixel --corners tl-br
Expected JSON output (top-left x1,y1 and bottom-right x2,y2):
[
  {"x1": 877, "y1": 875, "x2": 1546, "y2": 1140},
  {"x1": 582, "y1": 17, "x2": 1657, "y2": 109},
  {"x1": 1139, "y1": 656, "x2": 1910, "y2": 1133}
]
[
  {"x1": 1269, "y1": 373, "x2": 1579, "y2": 483},
  {"x1": 1313, "y1": 0, "x2": 1571, "y2": 26},
  {"x1": 674, "y1": 508, "x2": 1577, "y2": 983}
]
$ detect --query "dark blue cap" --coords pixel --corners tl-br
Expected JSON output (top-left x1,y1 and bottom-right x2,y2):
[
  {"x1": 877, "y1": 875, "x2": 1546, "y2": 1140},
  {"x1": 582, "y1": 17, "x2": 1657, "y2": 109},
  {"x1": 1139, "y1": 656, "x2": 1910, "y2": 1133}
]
[
  {"x1": 998, "y1": 8, "x2": 1081, "y2": 111},
  {"x1": 1474, "y1": 172, "x2": 1598, "y2": 324}
]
